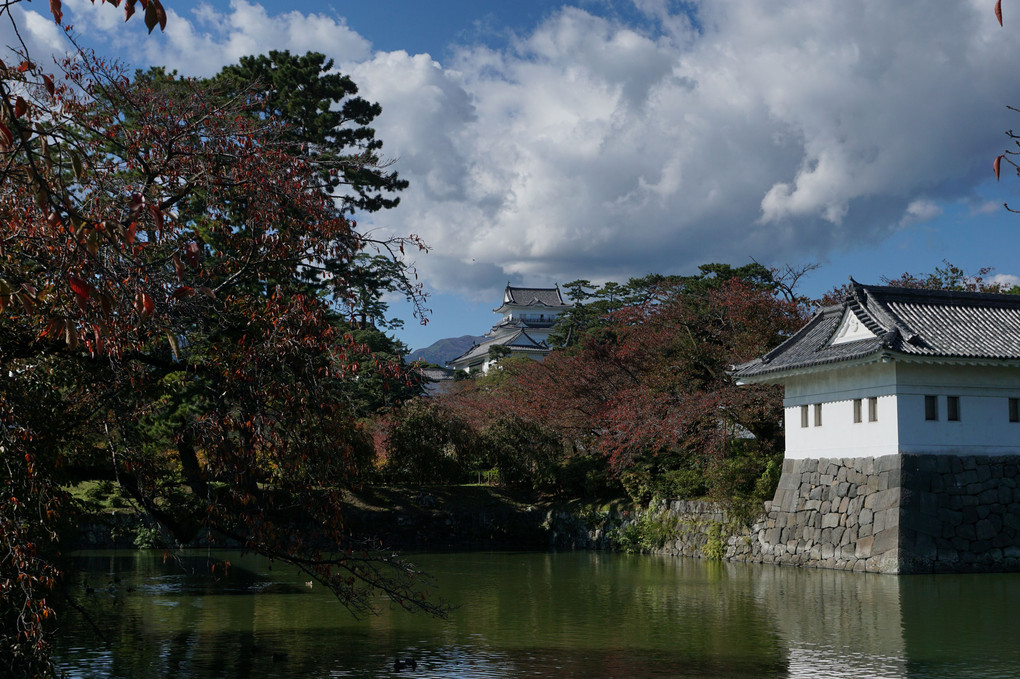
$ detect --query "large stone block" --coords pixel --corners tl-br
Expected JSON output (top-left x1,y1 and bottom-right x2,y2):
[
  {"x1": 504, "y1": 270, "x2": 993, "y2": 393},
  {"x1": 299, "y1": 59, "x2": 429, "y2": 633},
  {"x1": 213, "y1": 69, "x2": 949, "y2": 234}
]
[
  {"x1": 865, "y1": 488, "x2": 900, "y2": 512},
  {"x1": 777, "y1": 473, "x2": 800, "y2": 491},
  {"x1": 938, "y1": 507, "x2": 963, "y2": 527},
  {"x1": 872, "y1": 527, "x2": 899, "y2": 556},
  {"x1": 724, "y1": 454, "x2": 1020, "y2": 574},
  {"x1": 976, "y1": 518, "x2": 998, "y2": 541},
  {"x1": 855, "y1": 535, "x2": 874, "y2": 558},
  {"x1": 876, "y1": 455, "x2": 901, "y2": 474}
]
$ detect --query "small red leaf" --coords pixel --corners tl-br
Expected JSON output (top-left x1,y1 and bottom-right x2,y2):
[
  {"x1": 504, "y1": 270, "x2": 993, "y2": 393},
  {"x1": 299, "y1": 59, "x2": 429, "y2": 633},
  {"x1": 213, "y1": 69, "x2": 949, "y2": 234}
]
[
  {"x1": 172, "y1": 286, "x2": 195, "y2": 300},
  {"x1": 41, "y1": 74, "x2": 55, "y2": 96},
  {"x1": 124, "y1": 0, "x2": 136, "y2": 22},
  {"x1": 19, "y1": 293, "x2": 35, "y2": 314},
  {"x1": 129, "y1": 193, "x2": 144, "y2": 216},
  {"x1": 40, "y1": 317, "x2": 64, "y2": 339},
  {"x1": 97, "y1": 292, "x2": 112, "y2": 318},
  {"x1": 995, "y1": 154, "x2": 1003, "y2": 180},
  {"x1": 92, "y1": 324, "x2": 106, "y2": 355},
  {"x1": 135, "y1": 291, "x2": 154, "y2": 320},
  {"x1": 996, "y1": 0, "x2": 1003, "y2": 26},
  {"x1": 49, "y1": 0, "x2": 62, "y2": 24},
  {"x1": 149, "y1": 203, "x2": 164, "y2": 232},
  {"x1": 0, "y1": 123, "x2": 13, "y2": 149},
  {"x1": 68, "y1": 275, "x2": 90, "y2": 301},
  {"x1": 154, "y1": 0, "x2": 167, "y2": 30},
  {"x1": 65, "y1": 322, "x2": 78, "y2": 349},
  {"x1": 13, "y1": 97, "x2": 27, "y2": 119},
  {"x1": 126, "y1": 222, "x2": 137, "y2": 245},
  {"x1": 144, "y1": 0, "x2": 166, "y2": 33}
]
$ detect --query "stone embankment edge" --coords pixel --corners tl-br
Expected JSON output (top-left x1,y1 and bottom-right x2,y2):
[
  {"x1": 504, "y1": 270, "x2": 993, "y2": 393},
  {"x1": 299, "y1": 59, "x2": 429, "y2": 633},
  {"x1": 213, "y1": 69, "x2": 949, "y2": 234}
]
[
  {"x1": 73, "y1": 453, "x2": 1020, "y2": 575},
  {"x1": 546, "y1": 453, "x2": 1020, "y2": 575}
]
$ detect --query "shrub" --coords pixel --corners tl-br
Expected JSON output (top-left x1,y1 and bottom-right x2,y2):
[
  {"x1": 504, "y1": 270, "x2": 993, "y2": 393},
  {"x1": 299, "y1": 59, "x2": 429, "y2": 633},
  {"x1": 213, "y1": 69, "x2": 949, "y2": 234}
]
[
  {"x1": 551, "y1": 453, "x2": 620, "y2": 499},
  {"x1": 478, "y1": 416, "x2": 560, "y2": 490},
  {"x1": 382, "y1": 399, "x2": 477, "y2": 485}
]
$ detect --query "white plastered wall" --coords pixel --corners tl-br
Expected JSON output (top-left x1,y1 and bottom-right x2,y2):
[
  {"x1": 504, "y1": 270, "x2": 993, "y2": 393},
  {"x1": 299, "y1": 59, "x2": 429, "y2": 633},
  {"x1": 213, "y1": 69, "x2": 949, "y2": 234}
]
[
  {"x1": 781, "y1": 361, "x2": 1020, "y2": 458},
  {"x1": 782, "y1": 362, "x2": 899, "y2": 459},
  {"x1": 894, "y1": 363, "x2": 1020, "y2": 455}
]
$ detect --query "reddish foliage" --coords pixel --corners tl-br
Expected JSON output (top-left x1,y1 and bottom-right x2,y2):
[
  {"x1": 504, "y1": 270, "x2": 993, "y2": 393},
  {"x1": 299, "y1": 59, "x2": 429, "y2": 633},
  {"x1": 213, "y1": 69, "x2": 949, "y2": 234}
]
[
  {"x1": 443, "y1": 278, "x2": 804, "y2": 479},
  {"x1": 1, "y1": 40, "x2": 436, "y2": 676}
]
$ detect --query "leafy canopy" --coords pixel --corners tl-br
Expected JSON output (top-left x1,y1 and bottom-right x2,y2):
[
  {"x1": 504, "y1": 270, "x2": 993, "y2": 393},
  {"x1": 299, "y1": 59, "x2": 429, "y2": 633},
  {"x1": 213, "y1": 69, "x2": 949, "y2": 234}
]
[{"x1": 0, "y1": 31, "x2": 434, "y2": 679}]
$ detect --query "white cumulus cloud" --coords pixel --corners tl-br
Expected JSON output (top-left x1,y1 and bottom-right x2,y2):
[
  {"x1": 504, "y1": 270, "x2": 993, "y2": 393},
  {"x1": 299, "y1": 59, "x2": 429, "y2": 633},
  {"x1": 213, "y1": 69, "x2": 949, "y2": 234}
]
[{"x1": 11, "y1": 0, "x2": 1020, "y2": 302}]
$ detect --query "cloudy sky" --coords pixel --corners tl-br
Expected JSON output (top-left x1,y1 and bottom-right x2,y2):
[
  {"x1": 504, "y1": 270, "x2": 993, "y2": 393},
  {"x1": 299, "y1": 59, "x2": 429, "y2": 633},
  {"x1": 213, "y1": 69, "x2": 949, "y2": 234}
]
[{"x1": 7, "y1": 0, "x2": 1020, "y2": 351}]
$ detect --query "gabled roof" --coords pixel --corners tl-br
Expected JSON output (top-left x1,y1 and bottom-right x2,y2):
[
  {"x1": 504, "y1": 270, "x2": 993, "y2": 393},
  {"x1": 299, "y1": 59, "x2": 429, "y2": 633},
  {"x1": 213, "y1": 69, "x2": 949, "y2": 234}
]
[
  {"x1": 446, "y1": 329, "x2": 550, "y2": 368},
  {"x1": 733, "y1": 281, "x2": 1020, "y2": 381},
  {"x1": 495, "y1": 284, "x2": 570, "y2": 312},
  {"x1": 502, "y1": 329, "x2": 548, "y2": 349}
]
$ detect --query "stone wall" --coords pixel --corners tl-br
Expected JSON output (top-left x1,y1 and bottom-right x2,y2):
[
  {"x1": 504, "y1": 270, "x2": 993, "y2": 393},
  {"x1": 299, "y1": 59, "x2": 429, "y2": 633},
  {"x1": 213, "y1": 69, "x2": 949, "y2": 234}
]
[
  {"x1": 733, "y1": 456, "x2": 904, "y2": 572},
  {"x1": 72, "y1": 513, "x2": 146, "y2": 549},
  {"x1": 584, "y1": 454, "x2": 1020, "y2": 574},
  {"x1": 898, "y1": 454, "x2": 1020, "y2": 572}
]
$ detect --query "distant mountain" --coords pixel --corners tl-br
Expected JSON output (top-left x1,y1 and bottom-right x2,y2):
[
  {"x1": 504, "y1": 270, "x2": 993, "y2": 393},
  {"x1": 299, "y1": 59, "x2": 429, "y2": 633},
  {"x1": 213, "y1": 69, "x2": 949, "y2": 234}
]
[{"x1": 405, "y1": 335, "x2": 483, "y2": 366}]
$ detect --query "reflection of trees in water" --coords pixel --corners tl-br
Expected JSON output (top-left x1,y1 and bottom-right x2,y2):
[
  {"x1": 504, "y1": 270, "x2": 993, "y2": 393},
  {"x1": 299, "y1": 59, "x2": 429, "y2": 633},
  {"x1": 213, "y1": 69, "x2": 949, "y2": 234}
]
[
  {"x1": 416, "y1": 552, "x2": 788, "y2": 675},
  {"x1": 58, "y1": 550, "x2": 790, "y2": 678},
  {"x1": 56, "y1": 550, "x2": 1020, "y2": 679}
]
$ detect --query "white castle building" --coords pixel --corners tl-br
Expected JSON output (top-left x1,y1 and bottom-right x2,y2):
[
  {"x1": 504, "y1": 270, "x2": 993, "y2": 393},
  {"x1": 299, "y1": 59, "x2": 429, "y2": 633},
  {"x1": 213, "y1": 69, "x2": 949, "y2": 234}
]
[
  {"x1": 734, "y1": 281, "x2": 1020, "y2": 459},
  {"x1": 448, "y1": 284, "x2": 571, "y2": 374},
  {"x1": 731, "y1": 281, "x2": 1020, "y2": 573}
]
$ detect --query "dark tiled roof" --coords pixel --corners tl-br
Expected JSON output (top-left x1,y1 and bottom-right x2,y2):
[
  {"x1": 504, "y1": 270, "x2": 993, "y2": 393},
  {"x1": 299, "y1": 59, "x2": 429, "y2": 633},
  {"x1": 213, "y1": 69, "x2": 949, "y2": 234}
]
[
  {"x1": 423, "y1": 367, "x2": 454, "y2": 381},
  {"x1": 446, "y1": 329, "x2": 550, "y2": 367},
  {"x1": 503, "y1": 329, "x2": 548, "y2": 349},
  {"x1": 491, "y1": 317, "x2": 557, "y2": 332},
  {"x1": 499, "y1": 284, "x2": 570, "y2": 309},
  {"x1": 733, "y1": 282, "x2": 1020, "y2": 381}
]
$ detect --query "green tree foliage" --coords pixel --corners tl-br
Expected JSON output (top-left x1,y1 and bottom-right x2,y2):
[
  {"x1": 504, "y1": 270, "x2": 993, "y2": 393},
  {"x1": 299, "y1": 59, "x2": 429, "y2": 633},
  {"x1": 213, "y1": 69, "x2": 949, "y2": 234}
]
[
  {"x1": 0, "y1": 40, "x2": 433, "y2": 678},
  {"x1": 333, "y1": 321, "x2": 424, "y2": 416},
  {"x1": 548, "y1": 264, "x2": 776, "y2": 349},
  {"x1": 883, "y1": 260, "x2": 1018, "y2": 293},
  {"x1": 380, "y1": 400, "x2": 478, "y2": 485},
  {"x1": 818, "y1": 260, "x2": 1020, "y2": 307},
  {"x1": 444, "y1": 267, "x2": 805, "y2": 504},
  {"x1": 212, "y1": 50, "x2": 409, "y2": 215},
  {"x1": 478, "y1": 416, "x2": 561, "y2": 489}
]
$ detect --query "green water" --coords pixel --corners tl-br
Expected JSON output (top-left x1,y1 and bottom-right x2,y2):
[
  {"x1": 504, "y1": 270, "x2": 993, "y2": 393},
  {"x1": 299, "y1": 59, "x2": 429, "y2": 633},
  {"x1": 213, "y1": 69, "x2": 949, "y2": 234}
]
[{"x1": 54, "y1": 550, "x2": 1020, "y2": 678}]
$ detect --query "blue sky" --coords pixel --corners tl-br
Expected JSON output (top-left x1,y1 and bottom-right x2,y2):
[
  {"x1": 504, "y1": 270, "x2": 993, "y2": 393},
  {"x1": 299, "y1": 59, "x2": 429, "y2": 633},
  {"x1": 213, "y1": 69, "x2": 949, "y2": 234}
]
[{"x1": 8, "y1": 0, "x2": 1020, "y2": 353}]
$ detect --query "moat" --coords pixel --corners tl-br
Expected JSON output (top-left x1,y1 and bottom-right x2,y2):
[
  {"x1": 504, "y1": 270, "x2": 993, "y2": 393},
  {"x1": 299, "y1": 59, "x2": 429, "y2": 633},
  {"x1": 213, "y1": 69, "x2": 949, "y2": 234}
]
[{"x1": 55, "y1": 549, "x2": 1020, "y2": 678}]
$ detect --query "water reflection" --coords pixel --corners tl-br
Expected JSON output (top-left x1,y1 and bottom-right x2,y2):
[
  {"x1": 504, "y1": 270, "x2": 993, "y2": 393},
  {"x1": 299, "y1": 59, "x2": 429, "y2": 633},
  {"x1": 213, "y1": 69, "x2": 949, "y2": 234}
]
[{"x1": 54, "y1": 551, "x2": 1020, "y2": 678}]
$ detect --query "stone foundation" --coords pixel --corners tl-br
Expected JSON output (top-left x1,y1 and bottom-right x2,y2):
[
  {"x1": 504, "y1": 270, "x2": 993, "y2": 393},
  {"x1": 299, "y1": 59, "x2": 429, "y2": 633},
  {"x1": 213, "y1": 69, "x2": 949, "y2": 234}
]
[
  {"x1": 606, "y1": 454, "x2": 1020, "y2": 574},
  {"x1": 732, "y1": 454, "x2": 1020, "y2": 573}
]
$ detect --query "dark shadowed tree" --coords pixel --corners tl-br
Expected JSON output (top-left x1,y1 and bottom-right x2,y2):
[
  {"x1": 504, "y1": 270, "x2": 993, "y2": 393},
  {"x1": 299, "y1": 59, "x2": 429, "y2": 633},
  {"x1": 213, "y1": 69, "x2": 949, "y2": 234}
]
[
  {"x1": 212, "y1": 50, "x2": 409, "y2": 215},
  {"x1": 0, "y1": 31, "x2": 434, "y2": 678}
]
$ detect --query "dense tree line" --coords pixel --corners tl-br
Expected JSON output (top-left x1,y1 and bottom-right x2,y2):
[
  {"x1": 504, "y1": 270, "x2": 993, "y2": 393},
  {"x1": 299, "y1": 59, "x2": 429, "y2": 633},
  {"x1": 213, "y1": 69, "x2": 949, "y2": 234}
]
[
  {"x1": 380, "y1": 265, "x2": 807, "y2": 508},
  {"x1": 381, "y1": 261, "x2": 1020, "y2": 509}
]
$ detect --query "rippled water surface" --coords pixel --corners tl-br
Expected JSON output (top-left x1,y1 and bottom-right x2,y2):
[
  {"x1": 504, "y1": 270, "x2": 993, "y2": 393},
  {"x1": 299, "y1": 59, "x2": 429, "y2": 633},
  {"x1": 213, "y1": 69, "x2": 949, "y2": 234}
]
[{"x1": 54, "y1": 550, "x2": 1020, "y2": 678}]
